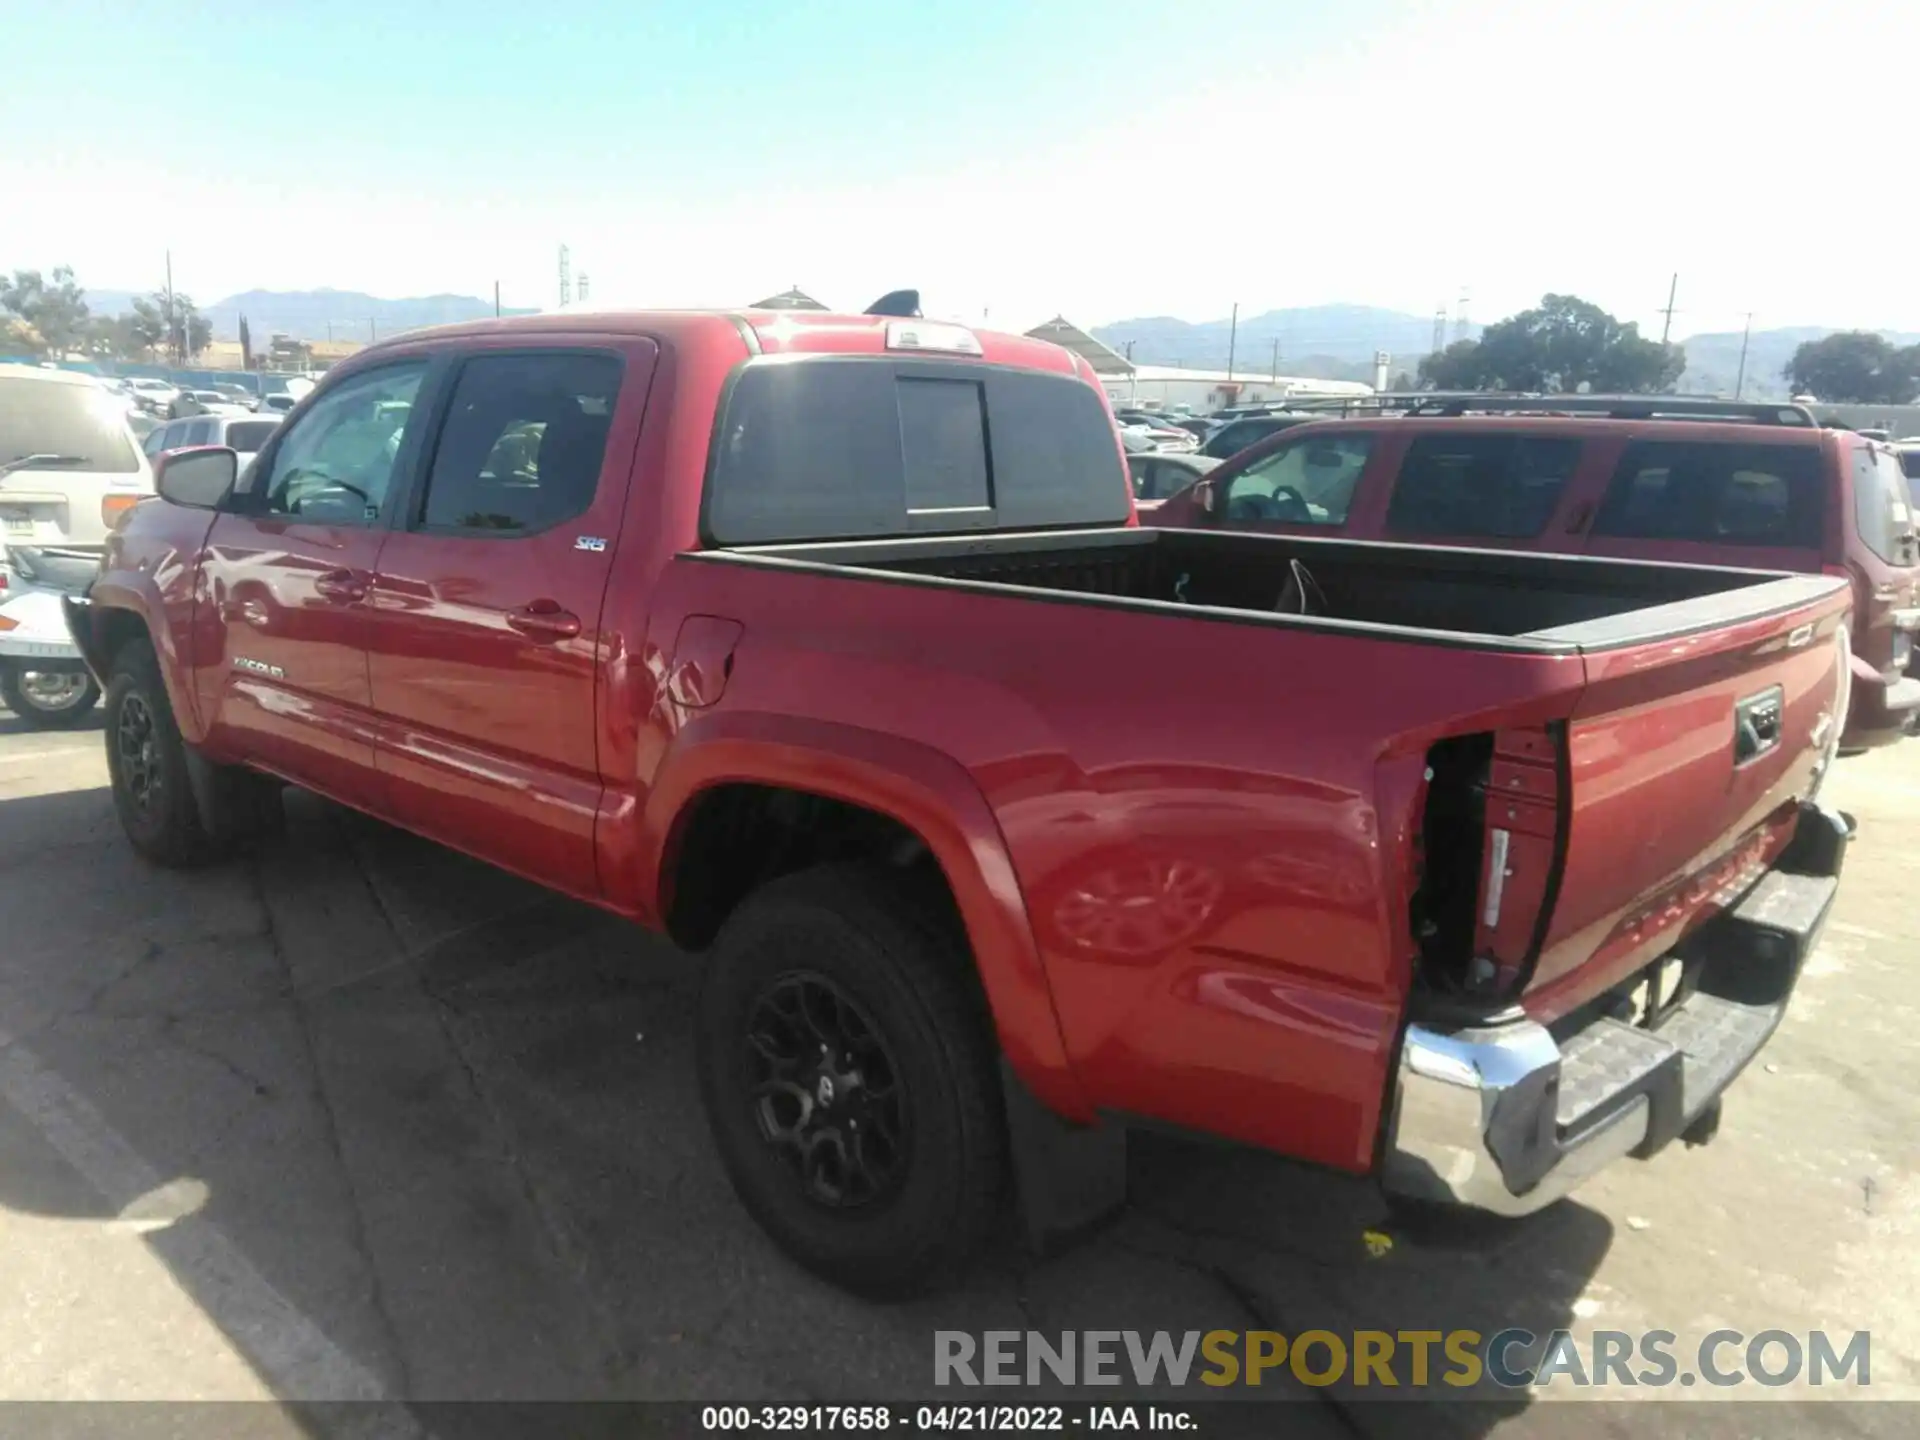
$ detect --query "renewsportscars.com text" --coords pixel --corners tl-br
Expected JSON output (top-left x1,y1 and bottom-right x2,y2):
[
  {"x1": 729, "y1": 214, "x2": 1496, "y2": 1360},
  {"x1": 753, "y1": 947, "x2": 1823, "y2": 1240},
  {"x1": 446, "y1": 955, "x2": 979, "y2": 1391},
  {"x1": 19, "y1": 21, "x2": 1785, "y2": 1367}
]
[{"x1": 934, "y1": 1329, "x2": 1871, "y2": 1390}]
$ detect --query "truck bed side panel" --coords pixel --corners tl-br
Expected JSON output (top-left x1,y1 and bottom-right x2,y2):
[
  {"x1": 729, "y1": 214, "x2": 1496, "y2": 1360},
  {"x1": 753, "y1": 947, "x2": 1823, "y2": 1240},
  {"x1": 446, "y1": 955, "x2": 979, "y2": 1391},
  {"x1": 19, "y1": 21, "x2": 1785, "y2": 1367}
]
[{"x1": 643, "y1": 556, "x2": 1589, "y2": 1172}]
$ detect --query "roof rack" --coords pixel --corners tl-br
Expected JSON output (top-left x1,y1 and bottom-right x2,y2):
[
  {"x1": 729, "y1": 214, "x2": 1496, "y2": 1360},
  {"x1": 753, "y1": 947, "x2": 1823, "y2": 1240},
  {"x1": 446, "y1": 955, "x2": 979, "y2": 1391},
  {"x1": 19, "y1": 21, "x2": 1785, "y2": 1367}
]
[{"x1": 1397, "y1": 394, "x2": 1819, "y2": 427}]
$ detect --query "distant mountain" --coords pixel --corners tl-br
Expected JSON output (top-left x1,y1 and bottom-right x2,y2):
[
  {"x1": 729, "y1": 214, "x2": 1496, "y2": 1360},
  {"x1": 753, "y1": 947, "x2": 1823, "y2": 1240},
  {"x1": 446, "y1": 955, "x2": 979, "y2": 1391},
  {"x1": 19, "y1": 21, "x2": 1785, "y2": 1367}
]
[
  {"x1": 1678, "y1": 326, "x2": 1920, "y2": 399},
  {"x1": 78, "y1": 286, "x2": 536, "y2": 341},
  {"x1": 1093, "y1": 305, "x2": 1477, "y2": 378}
]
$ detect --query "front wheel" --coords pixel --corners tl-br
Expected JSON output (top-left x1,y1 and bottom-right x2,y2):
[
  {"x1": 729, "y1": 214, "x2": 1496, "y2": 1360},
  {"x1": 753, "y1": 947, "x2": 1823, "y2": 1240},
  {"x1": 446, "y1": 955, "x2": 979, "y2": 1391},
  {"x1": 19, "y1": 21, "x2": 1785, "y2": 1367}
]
[
  {"x1": 0, "y1": 662, "x2": 101, "y2": 729},
  {"x1": 104, "y1": 639, "x2": 280, "y2": 867},
  {"x1": 696, "y1": 865, "x2": 1008, "y2": 1299}
]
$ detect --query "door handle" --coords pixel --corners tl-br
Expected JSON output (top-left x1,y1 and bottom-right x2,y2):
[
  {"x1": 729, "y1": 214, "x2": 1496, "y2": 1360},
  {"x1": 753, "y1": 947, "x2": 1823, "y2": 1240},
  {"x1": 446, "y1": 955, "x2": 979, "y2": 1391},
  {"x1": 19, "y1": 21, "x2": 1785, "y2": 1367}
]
[
  {"x1": 506, "y1": 602, "x2": 581, "y2": 640},
  {"x1": 314, "y1": 569, "x2": 369, "y2": 604}
]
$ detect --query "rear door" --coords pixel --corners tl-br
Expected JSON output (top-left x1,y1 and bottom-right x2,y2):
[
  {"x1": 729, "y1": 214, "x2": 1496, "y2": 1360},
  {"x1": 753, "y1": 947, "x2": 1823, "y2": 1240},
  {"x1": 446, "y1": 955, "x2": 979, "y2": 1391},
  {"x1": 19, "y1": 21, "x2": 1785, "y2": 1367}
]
[
  {"x1": 195, "y1": 358, "x2": 433, "y2": 801},
  {"x1": 367, "y1": 342, "x2": 652, "y2": 896}
]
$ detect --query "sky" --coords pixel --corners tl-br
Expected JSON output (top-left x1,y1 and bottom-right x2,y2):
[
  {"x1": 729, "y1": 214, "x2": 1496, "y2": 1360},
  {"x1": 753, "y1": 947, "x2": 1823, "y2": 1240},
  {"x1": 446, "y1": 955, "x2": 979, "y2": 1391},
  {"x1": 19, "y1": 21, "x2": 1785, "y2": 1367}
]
[{"x1": 5, "y1": 0, "x2": 1916, "y2": 343}]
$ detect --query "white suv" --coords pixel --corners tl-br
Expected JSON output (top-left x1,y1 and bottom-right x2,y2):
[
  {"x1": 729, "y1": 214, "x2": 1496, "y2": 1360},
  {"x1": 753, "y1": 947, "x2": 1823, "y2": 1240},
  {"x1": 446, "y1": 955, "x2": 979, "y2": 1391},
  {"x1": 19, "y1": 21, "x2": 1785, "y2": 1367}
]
[
  {"x1": 1, "y1": 366, "x2": 154, "y2": 555},
  {"x1": 1, "y1": 366, "x2": 155, "y2": 727}
]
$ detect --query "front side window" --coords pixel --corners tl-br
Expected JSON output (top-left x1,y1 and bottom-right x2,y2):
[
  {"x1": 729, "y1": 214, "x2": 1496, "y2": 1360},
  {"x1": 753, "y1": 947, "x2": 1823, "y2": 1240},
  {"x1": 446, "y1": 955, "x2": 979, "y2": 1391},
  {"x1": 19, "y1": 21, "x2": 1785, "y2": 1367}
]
[
  {"x1": 1592, "y1": 441, "x2": 1823, "y2": 548},
  {"x1": 1386, "y1": 433, "x2": 1580, "y2": 539},
  {"x1": 417, "y1": 352, "x2": 621, "y2": 533},
  {"x1": 251, "y1": 362, "x2": 427, "y2": 524},
  {"x1": 1223, "y1": 433, "x2": 1374, "y2": 525}
]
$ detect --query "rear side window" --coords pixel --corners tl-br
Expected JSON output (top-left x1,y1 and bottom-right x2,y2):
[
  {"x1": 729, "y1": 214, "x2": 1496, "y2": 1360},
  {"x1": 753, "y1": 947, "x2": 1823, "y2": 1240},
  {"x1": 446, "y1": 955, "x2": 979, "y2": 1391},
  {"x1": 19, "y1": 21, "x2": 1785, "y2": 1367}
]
[
  {"x1": 1853, "y1": 447, "x2": 1917, "y2": 564},
  {"x1": 1593, "y1": 441, "x2": 1824, "y2": 548},
  {"x1": 226, "y1": 420, "x2": 279, "y2": 453},
  {"x1": 1901, "y1": 450, "x2": 1920, "y2": 482},
  {"x1": 418, "y1": 352, "x2": 622, "y2": 534},
  {"x1": 705, "y1": 357, "x2": 1130, "y2": 544},
  {"x1": 1386, "y1": 434, "x2": 1580, "y2": 539},
  {"x1": 0, "y1": 374, "x2": 139, "y2": 472}
]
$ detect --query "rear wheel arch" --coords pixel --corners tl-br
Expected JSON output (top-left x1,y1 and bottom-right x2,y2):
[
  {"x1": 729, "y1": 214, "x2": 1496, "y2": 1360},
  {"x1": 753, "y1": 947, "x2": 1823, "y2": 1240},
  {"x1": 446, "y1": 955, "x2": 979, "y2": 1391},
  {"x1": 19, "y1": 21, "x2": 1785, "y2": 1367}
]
[{"x1": 640, "y1": 717, "x2": 1090, "y2": 1121}]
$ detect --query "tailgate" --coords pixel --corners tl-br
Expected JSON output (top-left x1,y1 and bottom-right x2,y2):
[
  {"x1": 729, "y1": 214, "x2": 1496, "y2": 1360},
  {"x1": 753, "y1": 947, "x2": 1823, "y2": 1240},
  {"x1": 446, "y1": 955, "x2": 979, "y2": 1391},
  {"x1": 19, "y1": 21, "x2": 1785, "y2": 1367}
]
[{"x1": 1520, "y1": 579, "x2": 1853, "y2": 1022}]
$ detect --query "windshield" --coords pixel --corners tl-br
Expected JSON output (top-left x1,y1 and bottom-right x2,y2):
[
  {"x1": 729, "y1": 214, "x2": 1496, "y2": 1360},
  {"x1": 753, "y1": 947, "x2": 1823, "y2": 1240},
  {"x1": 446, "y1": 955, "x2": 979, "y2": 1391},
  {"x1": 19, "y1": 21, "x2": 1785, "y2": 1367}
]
[{"x1": 0, "y1": 374, "x2": 140, "y2": 473}]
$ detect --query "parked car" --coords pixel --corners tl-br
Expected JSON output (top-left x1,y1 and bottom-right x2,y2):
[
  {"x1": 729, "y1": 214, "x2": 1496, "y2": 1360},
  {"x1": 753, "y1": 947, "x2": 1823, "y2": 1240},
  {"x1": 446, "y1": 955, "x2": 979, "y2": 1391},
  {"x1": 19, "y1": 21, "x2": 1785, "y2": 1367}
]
[
  {"x1": 1127, "y1": 450, "x2": 1218, "y2": 505},
  {"x1": 1199, "y1": 411, "x2": 1318, "y2": 459},
  {"x1": 1151, "y1": 395, "x2": 1920, "y2": 750},
  {"x1": 260, "y1": 392, "x2": 299, "y2": 414},
  {"x1": 125, "y1": 377, "x2": 180, "y2": 414},
  {"x1": 211, "y1": 383, "x2": 261, "y2": 411},
  {"x1": 142, "y1": 411, "x2": 283, "y2": 482},
  {"x1": 169, "y1": 388, "x2": 250, "y2": 420},
  {"x1": 69, "y1": 309, "x2": 1851, "y2": 1299},
  {"x1": 0, "y1": 365, "x2": 153, "y2": 725},
  {"x1": 1113, "y1": 410, "x2": 1199, "y2": 453}
]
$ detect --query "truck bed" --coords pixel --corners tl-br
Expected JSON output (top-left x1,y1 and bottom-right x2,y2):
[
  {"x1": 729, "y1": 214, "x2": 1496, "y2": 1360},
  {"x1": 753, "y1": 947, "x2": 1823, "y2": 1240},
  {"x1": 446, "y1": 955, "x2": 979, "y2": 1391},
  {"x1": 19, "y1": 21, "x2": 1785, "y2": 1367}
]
[{"x1": 702, "y1": 526, "x2": 1839, "y2": 653}]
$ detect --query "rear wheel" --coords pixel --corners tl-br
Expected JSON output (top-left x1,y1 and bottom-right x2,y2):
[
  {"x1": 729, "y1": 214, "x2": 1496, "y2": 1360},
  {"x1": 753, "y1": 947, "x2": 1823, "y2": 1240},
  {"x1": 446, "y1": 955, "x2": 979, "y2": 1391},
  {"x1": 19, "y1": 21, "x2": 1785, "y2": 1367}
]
[
  {"x1": 696, "y1": 865, "x2": 1008, "y2": 1299},
  {"x1": 0, "y1": 662, "x2": 100, "y2": 730},
  {"x1": 105, "y1": 640, "x2": 280, "y2": 867}
]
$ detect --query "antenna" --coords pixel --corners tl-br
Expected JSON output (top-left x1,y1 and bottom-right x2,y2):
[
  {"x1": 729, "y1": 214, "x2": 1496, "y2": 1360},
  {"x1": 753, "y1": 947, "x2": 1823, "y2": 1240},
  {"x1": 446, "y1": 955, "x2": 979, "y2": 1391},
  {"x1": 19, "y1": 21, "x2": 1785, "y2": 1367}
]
[
  {"x1": 558, "y1": 244, "x2": 572, "y2": 309},
  {"x1": 1452, "y1": 287, "x2": 1470, "y2": 346}
]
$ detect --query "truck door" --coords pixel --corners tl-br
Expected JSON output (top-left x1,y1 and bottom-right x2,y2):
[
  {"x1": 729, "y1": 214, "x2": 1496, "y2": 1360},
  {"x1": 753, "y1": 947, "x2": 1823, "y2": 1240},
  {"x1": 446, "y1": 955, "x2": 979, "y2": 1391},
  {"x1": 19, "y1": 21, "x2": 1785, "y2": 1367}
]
[
  {"x1": 366, "y1": 343, "x2": 654, "y2": 897},
  {"x1": 195, "y1": 359, "x2": 432, "y2": 801}
]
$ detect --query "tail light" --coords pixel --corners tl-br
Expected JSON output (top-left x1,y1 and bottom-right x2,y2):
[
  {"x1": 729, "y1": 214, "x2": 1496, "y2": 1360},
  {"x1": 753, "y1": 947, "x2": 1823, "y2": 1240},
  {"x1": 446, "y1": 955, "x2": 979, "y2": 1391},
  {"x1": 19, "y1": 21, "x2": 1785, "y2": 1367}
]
[
  {"x1": 1412, "y1": 726, "x2": 1565, "y2": 997},
  {"x1": 0, "y1": 615, "x2": 16, "y2": 632},
  {"x1": 101, "y1": 493, "x2": 143, "y2": 529}
]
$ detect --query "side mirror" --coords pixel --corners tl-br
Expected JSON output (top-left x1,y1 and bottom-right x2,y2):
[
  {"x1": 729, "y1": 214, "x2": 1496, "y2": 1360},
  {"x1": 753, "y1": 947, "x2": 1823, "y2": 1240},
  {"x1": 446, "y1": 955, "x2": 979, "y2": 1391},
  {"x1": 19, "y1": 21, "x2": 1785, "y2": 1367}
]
[
  {"x1": 155, "y1": 446, "x2": 239, "y2": 510},
  {"x1": 1192, "y1": 478, "x2": 1222, "y2": 519}
]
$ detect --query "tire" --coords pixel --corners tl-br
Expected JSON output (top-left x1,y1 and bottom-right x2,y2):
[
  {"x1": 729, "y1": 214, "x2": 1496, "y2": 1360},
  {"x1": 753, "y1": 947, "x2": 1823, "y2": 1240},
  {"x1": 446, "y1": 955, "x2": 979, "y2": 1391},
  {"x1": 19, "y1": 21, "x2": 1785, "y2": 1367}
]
[
  {"x1": 697, "y1": 864, "x2": 1008, "y2": 1299},
  {"x1": 1, "y1": 662, "x2": 101, "y2": 730},
  {"x1": 103, "y1": 639, "x2": 280, "y2": 867}
]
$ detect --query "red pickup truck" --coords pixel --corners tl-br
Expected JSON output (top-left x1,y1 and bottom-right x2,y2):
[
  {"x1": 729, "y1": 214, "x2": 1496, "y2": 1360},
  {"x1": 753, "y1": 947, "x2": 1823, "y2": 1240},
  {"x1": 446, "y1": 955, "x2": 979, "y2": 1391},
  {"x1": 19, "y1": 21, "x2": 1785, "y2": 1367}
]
[{"x1": 68, "y1": 306, "x2": 1854, "y2": 1298}]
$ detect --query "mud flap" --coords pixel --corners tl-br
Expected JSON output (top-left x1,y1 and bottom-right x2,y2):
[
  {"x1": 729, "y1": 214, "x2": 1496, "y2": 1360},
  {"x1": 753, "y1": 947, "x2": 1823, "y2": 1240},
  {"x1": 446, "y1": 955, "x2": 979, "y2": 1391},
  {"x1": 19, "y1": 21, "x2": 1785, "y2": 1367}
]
[{"x1": 999, "y1": 1059, "x2": 1128, "y2": 1253}]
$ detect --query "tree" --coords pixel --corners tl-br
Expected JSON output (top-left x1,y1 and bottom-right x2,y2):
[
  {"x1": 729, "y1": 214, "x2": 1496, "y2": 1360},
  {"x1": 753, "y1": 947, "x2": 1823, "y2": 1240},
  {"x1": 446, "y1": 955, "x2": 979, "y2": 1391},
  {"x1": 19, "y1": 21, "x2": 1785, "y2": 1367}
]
[
  {"x1": 145, "y1": 290, "x2": 213, "y2": 361},
  {"x1": 1783, "y1": 331, "x2": 1920, "y2": 404},
  {"x1": 0, "y1": 266, "x2": 92, "y2": 357},
  {"x1": 1418, "y1": 340, "x2": 1484, "y2": 389},
  {"x1": 1414, "y1": 294, "x2": 1684, "y2": 394}
]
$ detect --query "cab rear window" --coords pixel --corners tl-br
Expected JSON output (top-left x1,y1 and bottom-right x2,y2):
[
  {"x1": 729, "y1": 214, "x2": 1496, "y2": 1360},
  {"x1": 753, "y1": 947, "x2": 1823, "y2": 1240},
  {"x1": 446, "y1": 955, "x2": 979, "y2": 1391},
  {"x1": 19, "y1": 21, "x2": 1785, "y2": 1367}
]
[
  {"x1": 1592, "y1": 441, "x2": 1823, "y2": 548},
  {"x1": 703, "y1": 357, "x2": 1130, "y2": 544}
]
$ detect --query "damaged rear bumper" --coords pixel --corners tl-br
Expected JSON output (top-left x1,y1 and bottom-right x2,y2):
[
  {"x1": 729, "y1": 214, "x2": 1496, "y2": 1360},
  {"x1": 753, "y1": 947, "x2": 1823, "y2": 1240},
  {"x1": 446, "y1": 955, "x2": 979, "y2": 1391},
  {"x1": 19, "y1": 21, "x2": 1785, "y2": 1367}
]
[{"x1": 1380, "y1": 801, "x2": 1850, "y2": 1217}]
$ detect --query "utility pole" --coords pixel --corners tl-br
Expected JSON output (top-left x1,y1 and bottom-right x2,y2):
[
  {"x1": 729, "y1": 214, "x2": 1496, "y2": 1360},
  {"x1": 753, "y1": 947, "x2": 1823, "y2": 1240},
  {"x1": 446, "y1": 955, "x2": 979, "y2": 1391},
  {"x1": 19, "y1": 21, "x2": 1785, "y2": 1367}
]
[
  {"x1": 1271, "y1": 337, "x2": 1279, "y2": 380},
  {"x1": 1659, "y1": 273, "x2": 1679, "y2": 345},
  {"x1": 1226, "y1": 302, "x2": 1239, "y2": 380},
  {"x1": 326, "y1": 321, "x2": 333, "y2": 343},
  {"x1": 1734, "y1": 312, "x2": 1754, "y2": 400},
  {"x1": 494, "y1": 281, "x2": 501, "y2": 318},
  {"x1": 164, "y1": 250, "x2": 176, "y2": 364},
  {"x1": 369, "y1": 318, "x2": 376, "y2": 343}
]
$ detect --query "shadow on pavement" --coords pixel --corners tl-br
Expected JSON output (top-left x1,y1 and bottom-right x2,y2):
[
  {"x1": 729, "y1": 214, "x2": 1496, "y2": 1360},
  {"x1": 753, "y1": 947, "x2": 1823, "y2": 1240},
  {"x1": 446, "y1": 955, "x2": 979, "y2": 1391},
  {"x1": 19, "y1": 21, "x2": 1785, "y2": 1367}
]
[{"x1": 0, "y1": 780, "x2": 1619, "y2": 1436}]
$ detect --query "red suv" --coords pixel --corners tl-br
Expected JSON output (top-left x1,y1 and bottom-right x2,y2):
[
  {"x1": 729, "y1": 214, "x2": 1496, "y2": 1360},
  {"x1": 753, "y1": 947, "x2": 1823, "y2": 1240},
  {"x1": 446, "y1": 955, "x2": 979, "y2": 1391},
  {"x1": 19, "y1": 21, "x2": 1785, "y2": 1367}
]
[{"x1": 1150, "y1": 396, "x2": 1920, "y2": 748}]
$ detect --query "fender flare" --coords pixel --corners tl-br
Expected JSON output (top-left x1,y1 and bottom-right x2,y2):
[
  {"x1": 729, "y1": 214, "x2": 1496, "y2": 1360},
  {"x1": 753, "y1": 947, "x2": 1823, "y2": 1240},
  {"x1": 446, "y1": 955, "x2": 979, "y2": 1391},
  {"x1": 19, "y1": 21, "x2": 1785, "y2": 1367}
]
[
  {"x1": 69, "y1": 575, "x2": 207, "y2": 745},
  {"x1": 638, "y1": 709, "x2": 1093, "y2": 1121}
]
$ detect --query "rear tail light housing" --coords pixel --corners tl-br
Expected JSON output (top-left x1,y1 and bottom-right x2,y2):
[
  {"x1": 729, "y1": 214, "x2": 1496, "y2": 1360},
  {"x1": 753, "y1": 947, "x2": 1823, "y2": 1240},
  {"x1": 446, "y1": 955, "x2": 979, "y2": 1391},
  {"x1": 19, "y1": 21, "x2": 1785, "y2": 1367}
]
[
  {"x1": 1412, "y1": 725, "x2": 1566, "y2": 997},
  {"x1": 101, "y1": 493, "x2": 143, "y2": 529}
]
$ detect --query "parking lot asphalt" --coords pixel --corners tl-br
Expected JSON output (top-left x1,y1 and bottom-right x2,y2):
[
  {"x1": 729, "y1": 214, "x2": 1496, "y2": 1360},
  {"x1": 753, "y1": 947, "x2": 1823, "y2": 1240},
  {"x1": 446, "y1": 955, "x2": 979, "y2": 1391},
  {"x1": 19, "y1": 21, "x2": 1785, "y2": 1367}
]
[{"x1": 0, "y1": 707, "x2": 1915, "y2": 1437}]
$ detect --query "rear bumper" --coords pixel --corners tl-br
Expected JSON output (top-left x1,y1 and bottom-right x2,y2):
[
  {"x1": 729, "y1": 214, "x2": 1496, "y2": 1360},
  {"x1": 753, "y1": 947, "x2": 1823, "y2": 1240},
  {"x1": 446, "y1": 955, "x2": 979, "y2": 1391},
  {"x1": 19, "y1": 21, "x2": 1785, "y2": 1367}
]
[
  {"x1": 1381, "y1": 801, "x2": 1848, "y2": 1217},
  {"x1": 0, "y1": 582, "x2": 85, "y2": 664}
]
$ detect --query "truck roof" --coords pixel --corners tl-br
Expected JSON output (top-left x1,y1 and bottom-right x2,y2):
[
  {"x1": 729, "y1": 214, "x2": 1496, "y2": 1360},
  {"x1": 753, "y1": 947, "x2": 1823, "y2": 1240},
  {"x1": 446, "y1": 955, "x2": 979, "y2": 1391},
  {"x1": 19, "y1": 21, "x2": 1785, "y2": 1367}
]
[{"x1": 363, "y1": 308, "x2": 1091, "y2": 380}]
